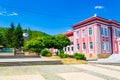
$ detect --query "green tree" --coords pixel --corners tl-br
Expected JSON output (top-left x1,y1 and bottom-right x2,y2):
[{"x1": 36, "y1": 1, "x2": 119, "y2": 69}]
[
  {"x1": 54, "y1": 34, "x2": 71, "y2": 51},
  {"x1": 0, "y1": 33, "x2": 3, "y2": 45},
  {"x1": 5, "y1": 22, "x2": 15, "y2": 47},
  {"x1": 14, "y1": 23, "x2": 24, "y2": 48},
  {"x1": 24, "y1": 37, "x2": 45, "y2": 54},
  {"x1": 43, "y1": 36, "x2": 55, "y2": 49}
]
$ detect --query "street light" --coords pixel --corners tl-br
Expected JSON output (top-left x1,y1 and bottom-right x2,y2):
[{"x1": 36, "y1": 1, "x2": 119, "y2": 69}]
[{"x1": 23, "y1": 32, "x2": 29, "y2": 41}]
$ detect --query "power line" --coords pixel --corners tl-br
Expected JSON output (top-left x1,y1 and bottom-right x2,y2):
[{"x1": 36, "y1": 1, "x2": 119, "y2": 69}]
[{"x1": 0, "y1": 3, "x2": 80, "y2": 19}]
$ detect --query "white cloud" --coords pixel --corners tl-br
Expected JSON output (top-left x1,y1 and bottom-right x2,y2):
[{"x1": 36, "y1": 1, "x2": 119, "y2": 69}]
[
  {"x1": 0, "y1": 7, "x2": 18, "y2": 16},
  {"x1": 0, "y1": 12, "x2": 5, "y2": 16},
  {"x1": 0, "y1": 12, "x2": 3, "y2": 15},
  {"x1": 0, "y1": 11, "x2": 18, "y2": 16},
  {"x1": 7, "y1": 12, "x2": 18, "y2": 16},
  {"x1": 95, "y1": 6, "x2": 104, "y2": 9}
]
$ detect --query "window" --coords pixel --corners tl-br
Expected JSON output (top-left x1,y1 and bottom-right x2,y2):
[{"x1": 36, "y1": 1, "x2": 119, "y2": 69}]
[
  {"x1": 102, "y1": 41, "x2": 109, "y2": 50},
  {"x1": 104, "y1": 28, "x2": 108, "y2": 37},
  {"x1": 77, "y1": 44, "x2": 79, "y2": 51},
  {"x1": 71, "y1": 46, "x2": 74, "y2": 51},
  {"x1": 114, "y1": 28, "x2": 120, "y2": 37},
  {"x1": 118, "y1": 30, "x2": 120, "y2": 37},
  {"x1": 115, "y1": 29, "x2": 118, "y2": 37},
  {"x1": 64, "y1": 47, "x2": 66, "y2": 51},
  {"x1": 101, "y1": 27, "x2": 104, "y2": 36},
  {"x1": 82, "y1": 30, "x2": 85, "y2": 38},
  {"x1": 89, "y1": 42, "x2": 93, "y2": 50},
  {"x1": 76, "y1": 31, "x2": 79, "y2": 38},
  {"x1": 88, "y1": 27, "x2": 92, "y2": 36},
  {"x1": 68, "y1": 47, "x2": 70, "y2": 51},
  {"x1": 106, "y1": 42, "x2": 109, "y2": 50},
  {"x1": 102, "y1": 42, "x2": 105, "y2": 50},
  {"x1": 82, "y1": 43, "x2": 86, "y2": 50},
  {"x1": 101, "y1": 27, "x2": 108, "y2": 37}
]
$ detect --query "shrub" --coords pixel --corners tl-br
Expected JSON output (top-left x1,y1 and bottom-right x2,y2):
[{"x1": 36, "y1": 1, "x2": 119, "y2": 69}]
[
  {"x1": 55, "y1": 51, "x2": 59, "y2": 55},
  {"x1": 55, "y1": 50, "x2": 64, "y2": 56},
  {"x1": 41, "y1": 49, "x2": 52, "y2": 57},
  {"x1": 74, "y1": 53, "x2": 86, "y2": 60},
  {"x1": 59, "y1": 53, "x2": 69, "y2": 58},
  {"x1": 60, "y1": 50, "x2": 64, "y2": 54},
  {"x1": 45, "y1": 53, "x2": 52, "y2": 57}
]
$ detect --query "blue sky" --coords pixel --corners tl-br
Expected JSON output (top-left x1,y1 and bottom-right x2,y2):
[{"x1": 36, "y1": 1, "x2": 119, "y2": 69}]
[{"x1": 0, "y1": 0, "x2": 120, "y2": 35}]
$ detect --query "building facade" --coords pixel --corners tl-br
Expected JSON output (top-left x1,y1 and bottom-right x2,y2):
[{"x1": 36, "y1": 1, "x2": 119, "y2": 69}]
[{"x1": 64, "y1": 16, "x2": 120, "y2": 58}]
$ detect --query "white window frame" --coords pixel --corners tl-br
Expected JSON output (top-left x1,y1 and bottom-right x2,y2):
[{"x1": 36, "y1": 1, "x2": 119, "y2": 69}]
[
  {"x1": 76, "y1": 31, "x2": 79, "y2": 38},
  {"x1": 68, "y1": 47, "x2": 70, "y2": 51},
  {"x1": 77, "y1": 44, "x2": 80, "y2": 51},
  {"x1": 114, "y1": 28, "x2": 117, "y2": 38},
  {"x1": 105, "y1": 28, "x2": 108, "y2": 37},
  {"x1": 101, "y1": 27, "x2": 104, "y2": 36},
  {"x1": 71, "y1": 46, "x2": 73, "y2": 51},
  {"x1": 82, "y1": 30, "x2": 85, "y2": 38},
  {"x1": 102, "y1": 41, "x2": 109, "y2": 50},
  {"x1": 64, "y1": 47, "x2": 66, "y2": 51},
  {"x1": 101, "y1": 26, "x2": 108, "y2": 37},
  {"x1": 88, "y1": 27, "x2": 92, "y2": 36},
  {"x1": 118, "y1": 30, "x2": 120, "y2": 37},
  {"x1": 89, "y1": 42, "x2": 93, "y2": 50},
  {"x1": 114, "y1": 28, "x2": 120, "y2": 38},
  {"x1": 102, "y1": 41, "x2": 106, "y2": 50},
  {"x1": 82, "y1": 42, "x2": 86, "y2": 50},
  {"x1": 71, "y1": 44, "x2": 74, "y2": 51},
  {"x1": 106, "y1": 42, "x2": 109, "y2": 50}
]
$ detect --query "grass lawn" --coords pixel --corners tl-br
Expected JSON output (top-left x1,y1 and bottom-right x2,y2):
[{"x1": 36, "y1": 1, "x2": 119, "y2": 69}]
[{"x1": 42, "y1": 56, "x2": 87, "y2": 64}]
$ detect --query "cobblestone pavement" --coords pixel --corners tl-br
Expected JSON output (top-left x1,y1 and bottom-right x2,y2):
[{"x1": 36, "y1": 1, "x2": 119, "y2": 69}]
[{"x1": 0, "y1": 64, "x2": 120, "y2": 80}]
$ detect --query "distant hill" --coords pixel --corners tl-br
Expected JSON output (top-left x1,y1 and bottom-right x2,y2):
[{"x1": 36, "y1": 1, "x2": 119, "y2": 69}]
[
  {"x1": 27, "y1": 30, "x2": 51, "y2": 40},
  {"x1": 0, "y1": 27, "x2": 50, "y2": 40}
]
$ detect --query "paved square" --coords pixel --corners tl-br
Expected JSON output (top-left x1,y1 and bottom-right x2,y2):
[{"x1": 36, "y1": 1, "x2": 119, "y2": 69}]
[
  {"x1": 58, "y1": 72, "x2": 104, "y2": 80},
  {"x1": 0, "y1": 75, "x2": 45, "y2": 80},
  {"x1": 0, "y1": 64, "x2": 120, "y2": 80}
]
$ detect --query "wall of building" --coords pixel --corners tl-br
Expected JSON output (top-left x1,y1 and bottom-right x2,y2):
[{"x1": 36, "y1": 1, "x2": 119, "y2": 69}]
[
  {"x1": 63, "y1": 16, "x2": 120, "y2": 58},
  {"x1": 112, "y1": 26, "x2": 120, "y2": 54},
  {"x1": 73, "y1": 24, "x2": 96, "y2": 54}
]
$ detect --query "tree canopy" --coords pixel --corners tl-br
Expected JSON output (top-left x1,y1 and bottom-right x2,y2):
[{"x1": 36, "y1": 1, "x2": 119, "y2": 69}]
[
  {"x1": 5, "y1": 22, "x2": 15, "y2": 47},
  {"x1": 23, "y1": 34, "x2": 71, "y2": 53},
  {"x1": 24, "y1": 37, "x2": 45, "y2": 53},
  {"x1": 0, "y1": 22, "x2": 71, "y2": 53},
  {"x1": 0, "y1": 22, "x2": 50, "y2": 48},
  {"x1": 54, "y1": 34, "x2": 71, "y2": 50},
  {"x1": 13, "y1": 23, "x2": 24, "y2": 48}
]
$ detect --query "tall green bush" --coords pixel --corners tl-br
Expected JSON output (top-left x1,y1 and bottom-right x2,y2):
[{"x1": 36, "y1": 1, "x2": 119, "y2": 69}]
[{"x1": 74, "y1": 53, "x2": 86, "y2": 60}]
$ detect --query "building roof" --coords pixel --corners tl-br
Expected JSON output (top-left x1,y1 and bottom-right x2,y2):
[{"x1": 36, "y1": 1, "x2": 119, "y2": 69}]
[
  {"x1": 64, "y1": 31, "x2": 73, "y2": 36},
  {"x1": 72, "y1": 16, "x2": 120, "y2": 28}
]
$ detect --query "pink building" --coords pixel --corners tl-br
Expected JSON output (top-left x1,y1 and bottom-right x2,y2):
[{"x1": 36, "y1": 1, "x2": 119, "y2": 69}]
[{"x1": 64, "y1": 15, "x2": 120, "y2": 58}]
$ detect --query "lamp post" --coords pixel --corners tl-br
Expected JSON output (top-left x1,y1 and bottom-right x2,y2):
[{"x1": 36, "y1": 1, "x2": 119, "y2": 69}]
[{"x1": 23, "y1": 32, "x2": 29, "y2": 41}]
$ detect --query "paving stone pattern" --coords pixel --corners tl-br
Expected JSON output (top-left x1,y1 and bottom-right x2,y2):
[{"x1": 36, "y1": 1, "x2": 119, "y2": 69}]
[{"x1": 0, "y1": 64, "x2": 120, "y2": 80}]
